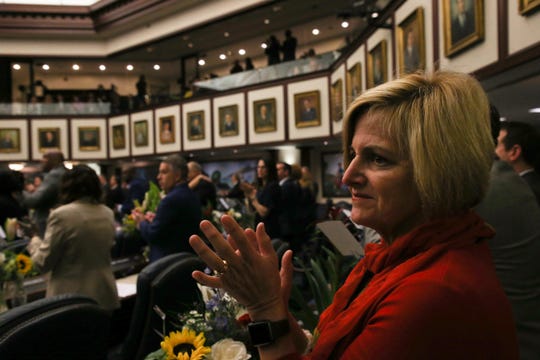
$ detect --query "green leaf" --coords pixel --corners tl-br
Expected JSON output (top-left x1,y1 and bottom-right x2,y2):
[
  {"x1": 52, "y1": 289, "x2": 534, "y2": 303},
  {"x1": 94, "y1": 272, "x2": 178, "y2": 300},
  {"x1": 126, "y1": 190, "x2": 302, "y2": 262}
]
[{"x1": 143, "y1": 349, "x2": 166, "y2": 360}]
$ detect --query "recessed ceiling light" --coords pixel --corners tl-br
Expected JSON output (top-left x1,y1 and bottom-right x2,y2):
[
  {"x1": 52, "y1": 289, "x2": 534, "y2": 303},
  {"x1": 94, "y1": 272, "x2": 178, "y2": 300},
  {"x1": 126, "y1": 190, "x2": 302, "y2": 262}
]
[
  {"x1": 238, "y1": 49, "x2": 246, "y2": 55},
  {"x1": 188, "y1": 43, "x2": 193, "y2": 48},
  {"x1": 312, "y1": 28, "x2": 320, "y2": 35},
  {"x1": 153, "y1": 64, "x2": 160, "y2": 70},
  {"x1": 341, "y1": 20, "x2": 350, "y2": 28},
  {"x1": 126, "y1": 64, "x2": 134, "y2": 71},
  {"x1": 371, "y1": 12, "x2": 379, "y2": 18},
  {"x1": 42, "y1": 64, "x2": 50, "y2": 71},
  {"x1": 500, "y1": 117, "x2": 507, "y2": 121},
  {"x1": 219, "y1": 54, "x2": 227, "y2": 60},
  {"x1": 72, "y1": 64, "x2": 80, "y2": 71},
  {"x1": 224, "y1": 32, "x2": 229, "y2": 37},
  {"x1": 12, "y1": 64, "x2": 21, "y2": 70},
  {"x1": 529, "y1": 107, "x2": 540, "y2": 113},
  {"x1": 261, "y1": 43, "x2": 268, "y2": 49},
  {"x1": 198, "y1": 59, "x2": 206, "y2": 66},
  {"x1": 264, "y1": 19, "x2": 270, "y2": 24},
  {"x1": 99, "y1": 64, "x2": 106, "y2": 71}
]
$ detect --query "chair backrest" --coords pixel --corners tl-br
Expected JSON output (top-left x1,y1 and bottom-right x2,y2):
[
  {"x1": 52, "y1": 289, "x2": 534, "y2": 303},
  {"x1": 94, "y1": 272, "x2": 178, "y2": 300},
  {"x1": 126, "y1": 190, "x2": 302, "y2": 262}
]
[
  {"x1": 0, "y1": 293, "x2": 111, "y2": 360},
  {"x1": 120, "y1": 252, "x2": 205, "y2": 360}
]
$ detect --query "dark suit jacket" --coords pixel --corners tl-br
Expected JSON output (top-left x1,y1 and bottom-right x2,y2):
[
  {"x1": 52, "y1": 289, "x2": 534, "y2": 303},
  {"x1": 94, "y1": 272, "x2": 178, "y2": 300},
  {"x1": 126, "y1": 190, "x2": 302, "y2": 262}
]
[
  {"x1": 301, "y1": 108, "x2": 317, "y2": 121},
  {"x1": 279, "y1": 178, "x2": 303, "y2": 241},
  {"x1": 451, "y1": 12, "x2": 475, "y2": 44},
  {"x1": 521, "y1": 170, "x2": 540, "y2": 207},
  {"x1": 139, "y1": 183, "x2": 202, "y2": 262}
]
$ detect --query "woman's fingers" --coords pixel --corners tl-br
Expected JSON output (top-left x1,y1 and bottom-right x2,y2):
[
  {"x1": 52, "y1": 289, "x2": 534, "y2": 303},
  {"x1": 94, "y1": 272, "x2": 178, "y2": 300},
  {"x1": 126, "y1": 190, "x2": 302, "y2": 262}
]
[
  {"x1": 189, "y1": 233, "x2": 228, "y2": 274},
  {"x1": 198, "y1": 220, "x2": 236, "y2": 260},
  {"x1": 221, "y1": 215, "x2": 258, "y2": 260}
]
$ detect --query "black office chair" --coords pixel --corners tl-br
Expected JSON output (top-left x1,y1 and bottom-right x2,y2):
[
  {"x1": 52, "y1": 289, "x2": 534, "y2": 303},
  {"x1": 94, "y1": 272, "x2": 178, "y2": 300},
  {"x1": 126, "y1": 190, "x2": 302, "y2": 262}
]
[
  {"x1": 0, "y1": 293, "x2": 111, "y2": 360},
  {"x1": 113, "y1": 252, "x2": 205, "y2": 360}
]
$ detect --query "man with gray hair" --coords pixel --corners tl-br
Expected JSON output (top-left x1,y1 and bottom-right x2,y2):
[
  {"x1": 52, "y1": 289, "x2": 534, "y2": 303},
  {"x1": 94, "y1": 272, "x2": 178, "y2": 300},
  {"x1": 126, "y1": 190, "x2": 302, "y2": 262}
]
[
  {"x1": 132, "y1": 154, "x2": 201, "y2": 262},
  {"x1": 23, "y1": 150, "x2": 66, "y2": 237}
]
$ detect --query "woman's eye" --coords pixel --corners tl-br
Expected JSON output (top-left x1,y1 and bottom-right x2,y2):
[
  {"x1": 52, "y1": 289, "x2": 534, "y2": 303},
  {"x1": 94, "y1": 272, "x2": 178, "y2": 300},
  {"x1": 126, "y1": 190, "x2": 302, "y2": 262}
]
[{"x1": 371, "y1": 154, "x2": 388, "y2": 166}]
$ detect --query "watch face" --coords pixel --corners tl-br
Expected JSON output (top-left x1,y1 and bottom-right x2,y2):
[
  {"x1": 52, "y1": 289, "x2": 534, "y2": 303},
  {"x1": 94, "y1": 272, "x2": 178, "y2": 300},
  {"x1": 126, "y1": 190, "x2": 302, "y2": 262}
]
[{"x1": 248, "y1": 322, "x2": 273, "y2": 346}]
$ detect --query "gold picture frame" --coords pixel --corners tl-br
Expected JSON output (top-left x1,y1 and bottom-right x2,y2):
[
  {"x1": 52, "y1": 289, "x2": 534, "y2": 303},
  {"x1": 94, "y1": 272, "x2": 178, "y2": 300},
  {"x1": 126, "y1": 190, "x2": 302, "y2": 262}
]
[
  {"x1": 112, "y1": 124, "x2": 126, "y2": 150},
  {"x1": 78, "y1": 126, "x2": 100, "y2": 151},
  {"x1": 443, "y1": 0, "x2": 484, "y2": 58},
  {"x1": 187, "y1": 111, "x2": 205, "y2": 140},
  {"x1": 219, "y1": 105, "x2": 239, "y2": 137},
  {"x1": 133, "y1": 120, "x2": 148, "y2": 147},
  {"x1": 0, "y1": 128, "x2": 21, "y2": 153},
  {"x1": 294, "y1": 91, "x2": 321, "y2": 128},
  {"x1": 519, "y1": 0, "x2": 540, "y2": 15},
  {"x1": 397, "y1": 7, "x2": 426, "y2": 75},
  {"x1": 331, "y1": 79, "x2": 344, "y2": 122},
  {"x1": 367, "y1": 40, "x2": 388, "y2": 88},
  {"x1": 159, "y1": 115, "x2": 175, "y2": 144},
  {"x1": 253, "y1": 98, "x2": 277, "y2": 133},
  {"x1": 38, "y1": 127, "x2": 60, "y2": 153},
  {"x1": 346, "y1": 62, "x2": 361, "y2": 106}
]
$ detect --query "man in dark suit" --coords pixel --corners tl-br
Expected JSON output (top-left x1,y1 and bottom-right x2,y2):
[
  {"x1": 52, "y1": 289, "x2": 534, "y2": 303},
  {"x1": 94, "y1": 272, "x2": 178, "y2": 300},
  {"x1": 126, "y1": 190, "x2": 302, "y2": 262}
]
[
  {"x1": 451, "y1": 0, "x2": 475, "y2": 44},
  {"x1": 187, "y1": 161, "x2": 217, "y2": 219},
  {"x1": 495, "y1": 121, "x2": 540, "y2": 206},
  {"x1": 132, "y1": 154, "x2": 201, "y2": 262},
  {"x1": 300, "y1": 98, "x2": 317, "y2": 121}
]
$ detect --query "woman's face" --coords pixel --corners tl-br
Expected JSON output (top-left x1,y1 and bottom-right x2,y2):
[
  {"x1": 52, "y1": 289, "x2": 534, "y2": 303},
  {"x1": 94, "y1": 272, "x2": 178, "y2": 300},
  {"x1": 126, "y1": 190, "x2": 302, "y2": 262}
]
[
  {"x1": 257, "y1": 159, "x2": 268, "y2": 179},
  {"x1": 342, "y1": 112, "x2": 423, "y2": 240}
]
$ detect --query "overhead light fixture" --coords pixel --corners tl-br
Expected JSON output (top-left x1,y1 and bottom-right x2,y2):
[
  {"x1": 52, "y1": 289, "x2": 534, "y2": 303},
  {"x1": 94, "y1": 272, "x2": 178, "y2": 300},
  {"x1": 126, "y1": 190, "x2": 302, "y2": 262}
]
[
  {"x1": 72, "y1": 64, "x2": 80, "y2": 71},
  {"x1": 312, "y1": 28, "x2": 320, "y2": 35},
  {"x1": 126, "y1": 64, "x2": 134, "y2": 71},
  {"x1": 198, "y1": 59, "x2": 206, "y2": 66},
  {"x1": 42, "y1": 64, "x2": 50, "y2": 70},
  {"x1": 153, "y1": 64, "x2": 160, "y2": 70},
  {"x1": 529, "y1": 107, "x2": 540, "y2": 113},
  {"x1": 238, "y1": 49, "x2": 246, "y2": 55},
  {"x1": 219, "y1": 54, "x2": 227, "y2": 60},
  {"x1": 99, "y1": 64, "x2": 106, "y2": 71},
  {"x1": 371, "y1": 12, "x2": 379, "y2": 18},
  {"x1": 341, "y1": 20, "x2": 350, "y2": 28},
  {"x1": 264, "y1": 19, "x2": 270, "y2": 24},
  {"x1": 261, "y1": 43, "x2": 268, "y2": 49},
  {"x1": 188, "y1": 43, "x2": 193, "y2": 48},
  {"x1": 12, "y1": 64, "x2": 21, "y2": 70},
  {"x1": 224, "y1": 32, "x2": 230, "y2": 37}
]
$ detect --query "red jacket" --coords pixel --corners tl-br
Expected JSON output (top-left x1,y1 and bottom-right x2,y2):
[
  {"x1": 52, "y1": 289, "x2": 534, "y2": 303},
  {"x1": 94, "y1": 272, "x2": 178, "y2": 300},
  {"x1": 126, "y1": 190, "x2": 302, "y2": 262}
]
[{"x1": 284, "y1": 212, "x2": 518, "y2": 359}]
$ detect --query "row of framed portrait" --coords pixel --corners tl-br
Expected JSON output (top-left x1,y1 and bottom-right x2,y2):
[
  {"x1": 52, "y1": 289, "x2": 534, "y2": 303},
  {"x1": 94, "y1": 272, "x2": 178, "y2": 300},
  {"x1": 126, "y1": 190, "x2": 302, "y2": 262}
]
[{"x1": 0, "y1": 84, "x2": 330, "y2": 161}]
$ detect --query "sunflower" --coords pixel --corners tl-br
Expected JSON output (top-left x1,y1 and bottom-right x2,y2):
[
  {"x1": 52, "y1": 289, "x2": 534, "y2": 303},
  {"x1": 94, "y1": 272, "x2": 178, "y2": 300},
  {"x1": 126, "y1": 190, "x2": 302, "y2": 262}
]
[
  {"x1": 15, "y1": 254, "x2": 32, "y2": 275},
  {"x1": 160, "y1": 328, "x2": 211, "y2": 360}
]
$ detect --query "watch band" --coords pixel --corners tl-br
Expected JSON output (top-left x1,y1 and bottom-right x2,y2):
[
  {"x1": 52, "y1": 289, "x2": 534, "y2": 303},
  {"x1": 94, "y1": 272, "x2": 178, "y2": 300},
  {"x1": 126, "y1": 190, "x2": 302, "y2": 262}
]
[{"x1": 248, "y1": 319, "x2": 290, "y2": 347}]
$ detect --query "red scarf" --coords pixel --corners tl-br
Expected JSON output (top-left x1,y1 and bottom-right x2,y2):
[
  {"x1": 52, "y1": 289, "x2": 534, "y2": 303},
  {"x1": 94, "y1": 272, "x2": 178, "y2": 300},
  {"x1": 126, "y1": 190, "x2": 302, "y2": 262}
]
[{"x1": 310, "y1": 211, "x2": 494, "y2": 359}]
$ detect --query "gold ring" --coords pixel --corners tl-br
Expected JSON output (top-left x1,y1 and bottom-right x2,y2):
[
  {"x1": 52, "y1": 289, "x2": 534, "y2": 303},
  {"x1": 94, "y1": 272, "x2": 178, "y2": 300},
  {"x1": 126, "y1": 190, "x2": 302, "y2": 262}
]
[{"x1": 214, "y1": 259, "x2": 228, "y2": 277}]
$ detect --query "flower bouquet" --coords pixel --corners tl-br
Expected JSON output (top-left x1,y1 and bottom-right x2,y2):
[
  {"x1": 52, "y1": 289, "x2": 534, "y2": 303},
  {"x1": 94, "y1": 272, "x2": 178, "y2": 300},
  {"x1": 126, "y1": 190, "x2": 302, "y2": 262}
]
[
  {"x1": 122, "y1": 181, "x2": 163, "y2": 234},
  {"x1": 145, "y1": 286, "x2": 252, "y2": 360},
  {"x1": 0, "y1": 249, "x2": 33, "y2": 311}
]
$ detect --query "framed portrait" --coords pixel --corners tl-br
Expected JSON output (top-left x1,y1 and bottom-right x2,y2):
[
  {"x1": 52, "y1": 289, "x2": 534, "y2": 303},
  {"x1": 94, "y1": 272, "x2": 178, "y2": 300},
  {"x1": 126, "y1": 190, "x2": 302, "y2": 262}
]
[
  {"x1": 294, "y1": 91, "x2": 321, "y2": 128},
  {"x1": 134, "y1": 120, "x2": 148, "y2": 147},
  {"x1": 367, "y1": 40, "x2": 388, "y2": 89},
  {"x1": 519, "y1": 0, "x2": 540, "y2": 15},
  {"x1": 78, "y1": 126, "x2": 100, "y2": 151},
  {"x1": 331, "y1": 79, "x2": 344, "y2": 122},
  {"x1": 443, "y1": 0, "x2": 484, "y2": 57},
  {"x1": 0, "y1": 128, "x2": 21, "y2": 153},
  {"x1": 38, "y1": 127, "x2": 60, "y2": 153},
  {"x1": 346, "y1": 63, "x2": 362, "y2": 106},
  {"x1": 397, "y1": 7, "x2": 426, "y2": 75},
  {"x1": 253, "y1": 98, "x2": 277, "y2": 133},
  {"x1": 219, "y1": 105, "x2": 239, "y2": 137},
  {"x1": 159, "y1": 115, "x2": 175, "y2": 144},
  {"x1": 187, "y1": 111, "x2": 205, "y2": 140},
  {"x1": 321, "y1": 152, "x2": 350, "y2": 198},
  {"x1": 112, "y1": 124, "x2": 126, "y2": 150}
]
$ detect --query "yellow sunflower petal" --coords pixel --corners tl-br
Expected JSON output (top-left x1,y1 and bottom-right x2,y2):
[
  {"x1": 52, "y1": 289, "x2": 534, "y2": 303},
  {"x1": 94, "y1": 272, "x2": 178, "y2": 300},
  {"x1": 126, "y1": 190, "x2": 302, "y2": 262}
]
[{"x1": 160, "y1": 328, "x2": 210, "y2": 360}]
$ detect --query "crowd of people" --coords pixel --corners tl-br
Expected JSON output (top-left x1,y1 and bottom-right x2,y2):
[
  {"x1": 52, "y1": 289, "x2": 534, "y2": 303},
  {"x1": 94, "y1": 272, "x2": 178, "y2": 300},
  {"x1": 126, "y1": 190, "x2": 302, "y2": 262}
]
[{"x1": 2, "y1": 70, "x2": 540, "y2": 359}]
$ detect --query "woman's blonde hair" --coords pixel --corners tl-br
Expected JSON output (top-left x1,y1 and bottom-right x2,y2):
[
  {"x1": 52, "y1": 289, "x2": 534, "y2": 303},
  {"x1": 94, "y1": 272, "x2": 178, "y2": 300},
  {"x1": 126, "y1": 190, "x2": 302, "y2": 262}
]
[{"x1": 343, "y1": 71, "x2": 493, "y2": 218}]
